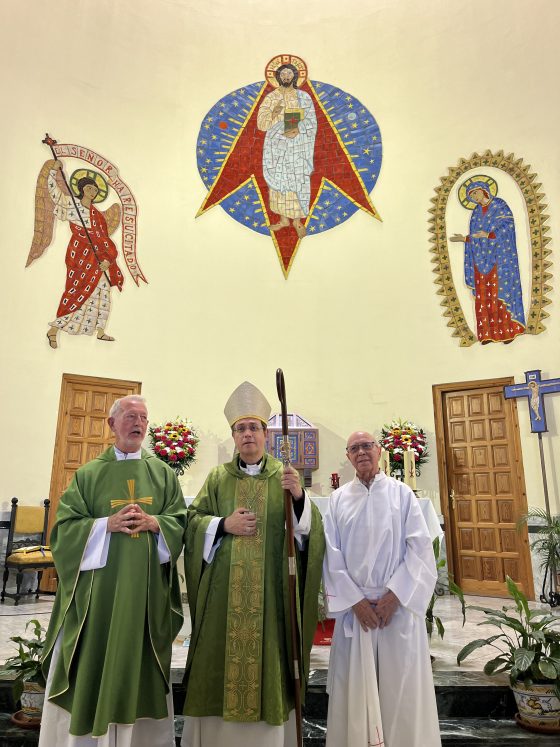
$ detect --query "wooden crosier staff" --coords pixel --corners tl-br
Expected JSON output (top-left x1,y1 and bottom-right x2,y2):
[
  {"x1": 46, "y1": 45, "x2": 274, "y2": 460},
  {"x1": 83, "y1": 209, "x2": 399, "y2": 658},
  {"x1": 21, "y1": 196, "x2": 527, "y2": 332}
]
[
  {"x1": 42, "y1": 133, "x2": 111, "y2": 284},
  {"x1": 275, "y1": 368, "x2": 303, "y2": 747}
]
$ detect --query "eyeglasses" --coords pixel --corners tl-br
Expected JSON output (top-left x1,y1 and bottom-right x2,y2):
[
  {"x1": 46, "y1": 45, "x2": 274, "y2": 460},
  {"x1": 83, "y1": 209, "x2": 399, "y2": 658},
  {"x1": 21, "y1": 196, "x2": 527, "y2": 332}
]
[
  {"x1": 123, "y1": 414, "x2": 148, "y2": 424},
  {"x1": 232, "y1": 423, "x2": 264, "y2": 434},
  {"x1": 346, "y1": 441, "x2": 377, "y2": 455}
]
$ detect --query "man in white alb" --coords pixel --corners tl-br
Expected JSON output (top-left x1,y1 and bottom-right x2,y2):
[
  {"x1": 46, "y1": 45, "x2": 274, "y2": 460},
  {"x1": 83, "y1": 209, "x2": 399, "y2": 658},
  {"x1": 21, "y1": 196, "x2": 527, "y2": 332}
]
[{"x1": 323, "y1": 431, "x2": 441, "y2": 747}]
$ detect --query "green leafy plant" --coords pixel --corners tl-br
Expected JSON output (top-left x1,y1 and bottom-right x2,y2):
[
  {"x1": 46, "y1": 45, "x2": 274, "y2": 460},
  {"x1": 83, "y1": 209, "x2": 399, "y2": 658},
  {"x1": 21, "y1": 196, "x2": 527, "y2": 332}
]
[
  {"x1": 0, "y1": 619, "x2": 46, "y2": 701},
  {"x1": 518, "y1": 508, "x2": 560, "y2": 606},
  {"x1": 426, "y1": 536, "x2": 465, "y2": 639},
  {"x1": 457, "y1": 576, "x2": 560, "y2": 698}
]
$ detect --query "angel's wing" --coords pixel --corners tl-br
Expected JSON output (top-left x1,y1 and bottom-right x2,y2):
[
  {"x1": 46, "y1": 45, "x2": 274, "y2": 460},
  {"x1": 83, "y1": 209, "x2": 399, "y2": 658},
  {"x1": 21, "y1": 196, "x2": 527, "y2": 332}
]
[
  {"x1": 25, "y1": 160, "x2": 68, "y2": 267},
  {"x1": 103, "y1": 203, "x2": 122, "y2": 236}
]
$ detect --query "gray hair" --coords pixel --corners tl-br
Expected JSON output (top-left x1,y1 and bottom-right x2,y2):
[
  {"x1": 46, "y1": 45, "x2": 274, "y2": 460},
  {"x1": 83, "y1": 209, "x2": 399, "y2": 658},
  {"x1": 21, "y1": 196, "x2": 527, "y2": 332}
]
[{"x1": 109, "y1": 395, "x2": 147, "y2": 419}]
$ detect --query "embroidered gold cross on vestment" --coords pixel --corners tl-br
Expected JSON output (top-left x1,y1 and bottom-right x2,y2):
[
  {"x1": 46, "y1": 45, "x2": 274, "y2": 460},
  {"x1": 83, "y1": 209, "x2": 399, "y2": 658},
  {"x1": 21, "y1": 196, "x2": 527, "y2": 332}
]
[{"x1": 110, "y1": 479, "x2": 153, "y2": 538}]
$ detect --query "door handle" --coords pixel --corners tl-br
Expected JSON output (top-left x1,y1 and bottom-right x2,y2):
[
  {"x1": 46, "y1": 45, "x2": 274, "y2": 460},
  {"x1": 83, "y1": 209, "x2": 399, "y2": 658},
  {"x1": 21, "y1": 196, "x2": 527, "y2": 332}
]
[{"x1": 449, "y1": 488, "x2": 456, "y2": 511}]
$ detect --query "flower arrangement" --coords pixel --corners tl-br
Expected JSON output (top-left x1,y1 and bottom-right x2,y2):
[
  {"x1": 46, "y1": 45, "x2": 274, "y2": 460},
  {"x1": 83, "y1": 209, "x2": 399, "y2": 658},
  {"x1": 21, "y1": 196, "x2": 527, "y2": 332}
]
[
  {"x1": 148, "y1": 418, "x2": 199, "y2": 476},
  {"x1": 379, "y1": 419, "x2": 429, "y2": 475}
]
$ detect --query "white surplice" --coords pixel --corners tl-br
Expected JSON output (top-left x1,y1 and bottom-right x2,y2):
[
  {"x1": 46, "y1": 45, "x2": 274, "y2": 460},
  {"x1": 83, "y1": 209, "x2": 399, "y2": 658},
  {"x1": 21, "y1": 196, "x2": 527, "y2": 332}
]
[
  {"x1": 323, "y1": 471, "x2": 441, "y2": 747},
  {"x1": 38, "y1": 446, "x2": 175, "y2": 747}
]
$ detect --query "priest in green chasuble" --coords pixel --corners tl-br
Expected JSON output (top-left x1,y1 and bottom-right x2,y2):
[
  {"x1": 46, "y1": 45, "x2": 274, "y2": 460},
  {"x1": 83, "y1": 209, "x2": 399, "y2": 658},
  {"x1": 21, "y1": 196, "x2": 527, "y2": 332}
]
[
  {"x1": 181, "y1": 381, "x2": 325, "y2": 747},
  {"x1": 39, "y1": 395, "x2": 187, "y2": 747}
]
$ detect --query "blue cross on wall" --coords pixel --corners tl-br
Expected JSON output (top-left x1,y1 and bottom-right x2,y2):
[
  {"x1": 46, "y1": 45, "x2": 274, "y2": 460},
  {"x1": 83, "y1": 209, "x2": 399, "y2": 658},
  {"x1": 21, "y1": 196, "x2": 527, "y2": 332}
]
[{"x1": 503, "y1": 370, "x2": 560, "y2": 433}]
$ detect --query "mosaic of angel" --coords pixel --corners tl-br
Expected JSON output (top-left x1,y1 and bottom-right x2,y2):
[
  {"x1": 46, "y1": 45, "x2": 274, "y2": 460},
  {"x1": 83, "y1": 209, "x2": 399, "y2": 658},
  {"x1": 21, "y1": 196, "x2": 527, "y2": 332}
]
[{"x1": 27, "y1": 159, "x2": 124, "y2": 349}]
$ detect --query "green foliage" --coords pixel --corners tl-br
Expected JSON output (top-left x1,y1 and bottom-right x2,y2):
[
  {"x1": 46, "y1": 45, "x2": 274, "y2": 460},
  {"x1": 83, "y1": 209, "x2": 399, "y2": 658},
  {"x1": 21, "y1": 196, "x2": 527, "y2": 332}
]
[
  {"x1": 426, "y1": 536, "x2": 466, "y2": 639},
  {"x1": 0, "y1": 619, "x2": 46, "y2": 702},
  {"x1": 518, "y1": 507, "x2": 560, "y2": 578},
  {"x1": 457, "y1": 576, "x2": 560, "y2": 696}
]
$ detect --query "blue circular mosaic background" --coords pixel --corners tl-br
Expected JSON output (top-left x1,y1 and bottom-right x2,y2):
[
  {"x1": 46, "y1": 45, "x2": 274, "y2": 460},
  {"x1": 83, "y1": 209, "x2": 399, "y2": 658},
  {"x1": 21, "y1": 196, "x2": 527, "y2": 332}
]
[{"x1": 196, "y1": 80, "x2": 382, "y2": 236}]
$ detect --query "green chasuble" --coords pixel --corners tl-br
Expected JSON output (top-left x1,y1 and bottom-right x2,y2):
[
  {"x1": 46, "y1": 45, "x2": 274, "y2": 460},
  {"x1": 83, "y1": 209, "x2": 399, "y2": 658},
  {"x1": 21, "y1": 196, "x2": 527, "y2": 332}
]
[
  {"x1": 183, "y1": 454, "x2": 325, "y2": 725},
  {"x1": 41, "y1": 447, "x2": 187, "y2": 737}
]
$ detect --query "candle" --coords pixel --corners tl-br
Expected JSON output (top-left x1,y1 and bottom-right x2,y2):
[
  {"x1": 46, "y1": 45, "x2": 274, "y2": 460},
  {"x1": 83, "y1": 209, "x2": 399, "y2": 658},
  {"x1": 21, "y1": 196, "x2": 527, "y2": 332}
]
[
  {"x1": 404, "y1": 449, "x2": 417, "y2": 489},
  {"x1": 379, "y1": 449, "x2": 391, "y2": 476}
]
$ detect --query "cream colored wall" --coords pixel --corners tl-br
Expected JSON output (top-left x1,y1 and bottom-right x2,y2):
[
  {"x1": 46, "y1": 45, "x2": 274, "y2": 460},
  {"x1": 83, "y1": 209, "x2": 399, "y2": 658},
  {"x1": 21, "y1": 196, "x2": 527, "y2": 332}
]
[{"x1": 1, "y1": 0, "x2": 558, "y2": 516}]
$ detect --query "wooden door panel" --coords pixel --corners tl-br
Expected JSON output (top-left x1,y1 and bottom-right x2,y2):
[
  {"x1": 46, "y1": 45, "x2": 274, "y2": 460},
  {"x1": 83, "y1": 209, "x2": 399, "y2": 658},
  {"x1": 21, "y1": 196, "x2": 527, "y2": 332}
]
[
  {"x1": 433, "y1": 378, "x2": 534, "y2": 599},
  {"x1": 41, "y1": 374, "x2": 141, "y2": 591},
  {"x1": 467, "y1": 393, "x2": 485, "y2": 416},
  {"x1": 473, "y1": 473, "x2": 491, "y2": 495},
  {"x1": 470, "y1": 420, "x2": 487, "y2": 441},
  {"x1": 495, "y1": 472, "x2": 512, "y2": 494},
  {"x1": 476, "y1": 499, "x2": 493, "y2": 522},
  {"x1": 448, "y1": 396, "x2": 465, "y2": 417}
]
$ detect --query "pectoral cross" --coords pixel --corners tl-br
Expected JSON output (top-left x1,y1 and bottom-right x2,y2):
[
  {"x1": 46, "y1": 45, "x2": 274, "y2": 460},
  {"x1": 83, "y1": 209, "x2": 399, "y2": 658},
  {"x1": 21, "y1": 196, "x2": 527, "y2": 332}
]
[{"x1": 110, "y1": 479, "x2": 153, "y2": 538}]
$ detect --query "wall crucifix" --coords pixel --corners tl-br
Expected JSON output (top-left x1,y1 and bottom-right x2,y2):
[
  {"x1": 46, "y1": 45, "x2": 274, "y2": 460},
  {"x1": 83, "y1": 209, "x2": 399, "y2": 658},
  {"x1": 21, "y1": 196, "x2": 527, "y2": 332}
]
[{"x1": 504, "y1": 369, "x2": 560, "y2": 606}]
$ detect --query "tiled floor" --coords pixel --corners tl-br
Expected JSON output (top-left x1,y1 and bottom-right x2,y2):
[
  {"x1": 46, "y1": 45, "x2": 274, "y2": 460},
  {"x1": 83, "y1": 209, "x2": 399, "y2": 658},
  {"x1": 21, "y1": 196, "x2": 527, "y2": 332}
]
[{"x1": 0, "y1": 592, "x2": 558, "y2": 675}]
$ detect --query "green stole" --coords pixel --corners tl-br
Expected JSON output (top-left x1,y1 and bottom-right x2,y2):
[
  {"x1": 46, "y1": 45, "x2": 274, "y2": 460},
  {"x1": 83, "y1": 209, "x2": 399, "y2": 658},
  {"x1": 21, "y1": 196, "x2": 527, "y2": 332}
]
[
  {"x1": 42, "y1": 448, "x2": 187, "y2": 737},
  {"x1": 183, "y1": 454, "x2": 325, "y2": 725}
]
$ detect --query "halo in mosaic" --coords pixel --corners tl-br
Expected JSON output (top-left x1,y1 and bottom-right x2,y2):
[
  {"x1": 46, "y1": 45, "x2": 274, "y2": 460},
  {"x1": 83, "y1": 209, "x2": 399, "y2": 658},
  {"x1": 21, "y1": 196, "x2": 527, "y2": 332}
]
[{"x1": 196, "y1": 62, "x2": 382, "y2": 277}]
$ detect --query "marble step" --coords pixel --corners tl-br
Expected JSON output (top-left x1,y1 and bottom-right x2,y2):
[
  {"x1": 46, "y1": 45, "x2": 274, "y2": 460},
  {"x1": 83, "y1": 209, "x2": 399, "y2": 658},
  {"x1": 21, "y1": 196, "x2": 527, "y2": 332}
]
[
  {"x1": 0, "y1": 712, "x2": 557, "y2": 746},
  {"x1": 303, "y1": 717, "x2": 560, "y2": 746},
  {"x1": 304, "y1": 669, "x2": 518, "y2": 719},
  {"x1": 0, "y1": 671, "x2": 557, "y2": 746}
]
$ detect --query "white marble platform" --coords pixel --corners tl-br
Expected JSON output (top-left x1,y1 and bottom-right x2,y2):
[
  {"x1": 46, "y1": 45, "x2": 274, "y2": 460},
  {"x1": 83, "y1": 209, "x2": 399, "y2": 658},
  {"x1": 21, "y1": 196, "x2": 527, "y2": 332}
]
[{"x1": 1, "y1": 592, "x2": 557, "y2": 675}]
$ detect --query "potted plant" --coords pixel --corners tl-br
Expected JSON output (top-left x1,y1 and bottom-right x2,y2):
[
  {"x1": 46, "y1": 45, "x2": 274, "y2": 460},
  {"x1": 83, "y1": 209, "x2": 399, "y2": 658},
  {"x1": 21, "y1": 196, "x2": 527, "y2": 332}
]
[
  {"x1": 519, "y1": 508, "x2": 560, "y2": 607},
  {"x1": 426, "y1": 537, "x2": 465, "y2": 640},
  {"x1": 0, "y1": 618, "x2": 47, "y2": 726},
  {"x1": 457, "y1": 576, "x2": 560, "y2": 733}
]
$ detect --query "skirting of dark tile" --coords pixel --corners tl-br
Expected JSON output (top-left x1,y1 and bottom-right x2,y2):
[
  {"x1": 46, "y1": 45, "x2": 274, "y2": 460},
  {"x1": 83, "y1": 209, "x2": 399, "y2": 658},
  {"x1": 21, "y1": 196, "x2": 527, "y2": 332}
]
[
  {"x1": 0, "y1": 711, "x2": 185, "y2": 746},
  {"x1": 304, "y1": 668, "x2": 517, "y2": 719},
  {"x1": 0, "y1": 714, "x2": 39, "y2": 745},
  {"x1": 439, "y1": 717, "x2": 560, "y2": 745}
]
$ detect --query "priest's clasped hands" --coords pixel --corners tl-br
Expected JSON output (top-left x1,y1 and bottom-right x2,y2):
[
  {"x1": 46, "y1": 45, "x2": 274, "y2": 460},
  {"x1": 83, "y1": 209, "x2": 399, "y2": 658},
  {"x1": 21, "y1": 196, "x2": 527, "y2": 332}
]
[
  {"x1": 107, "y1": 504, "x2": 160, "y2": 535},
  {"x1": 352, "y1": 590, "x2": 400, "y2": 631}
]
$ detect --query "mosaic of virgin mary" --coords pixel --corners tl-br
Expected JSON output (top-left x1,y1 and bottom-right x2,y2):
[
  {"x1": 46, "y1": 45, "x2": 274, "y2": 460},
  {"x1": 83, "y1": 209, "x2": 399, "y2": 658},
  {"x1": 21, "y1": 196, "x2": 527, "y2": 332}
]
[{"x1": 449, "y1": 175, "x2": 525, "y2": 344}]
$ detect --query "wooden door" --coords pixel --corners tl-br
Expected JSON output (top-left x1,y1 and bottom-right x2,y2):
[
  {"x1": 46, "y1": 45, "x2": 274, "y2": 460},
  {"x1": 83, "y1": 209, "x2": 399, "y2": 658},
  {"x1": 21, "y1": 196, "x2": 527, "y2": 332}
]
[
  {"x1": 42, "y1": 373, "x2": 141, "y2": 591},
  {"x1": 433, "y1": 378, "x2": 534, "y2": 599}
]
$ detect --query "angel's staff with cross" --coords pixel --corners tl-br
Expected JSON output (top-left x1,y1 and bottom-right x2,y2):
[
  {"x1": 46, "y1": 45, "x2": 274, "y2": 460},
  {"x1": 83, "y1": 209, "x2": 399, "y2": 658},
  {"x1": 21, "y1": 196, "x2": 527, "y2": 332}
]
[{"x1": 26, "y1": 133, "x2": 124, "y2": 349}]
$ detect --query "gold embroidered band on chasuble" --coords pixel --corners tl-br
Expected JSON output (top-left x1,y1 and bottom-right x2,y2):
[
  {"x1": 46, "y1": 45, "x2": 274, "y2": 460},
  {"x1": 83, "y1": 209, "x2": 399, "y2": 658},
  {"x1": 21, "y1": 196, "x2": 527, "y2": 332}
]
[{"x1": 223, "y1": 476, "x2": 268, "y2": 720}]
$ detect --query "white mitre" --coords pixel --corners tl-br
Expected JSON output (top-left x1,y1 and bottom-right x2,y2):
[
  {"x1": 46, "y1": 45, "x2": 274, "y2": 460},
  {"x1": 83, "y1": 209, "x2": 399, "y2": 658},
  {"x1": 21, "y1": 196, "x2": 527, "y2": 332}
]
[{"x1": 224, "y1": 381, "x2": 271, "y2": 427}]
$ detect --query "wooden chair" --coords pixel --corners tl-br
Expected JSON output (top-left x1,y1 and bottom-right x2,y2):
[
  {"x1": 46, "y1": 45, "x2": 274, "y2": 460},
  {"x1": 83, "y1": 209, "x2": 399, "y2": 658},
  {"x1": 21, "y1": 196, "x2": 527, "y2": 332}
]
[{"x1": 1, "y1": 498, "x2": 55, "y2": 605}]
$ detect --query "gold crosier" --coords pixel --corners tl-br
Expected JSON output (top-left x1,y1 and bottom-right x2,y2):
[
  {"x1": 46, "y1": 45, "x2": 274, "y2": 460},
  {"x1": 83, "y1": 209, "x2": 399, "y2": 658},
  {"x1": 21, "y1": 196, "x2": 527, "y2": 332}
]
[{"x1": 110, "y1": 479, "x2": 153, "y2": 538}]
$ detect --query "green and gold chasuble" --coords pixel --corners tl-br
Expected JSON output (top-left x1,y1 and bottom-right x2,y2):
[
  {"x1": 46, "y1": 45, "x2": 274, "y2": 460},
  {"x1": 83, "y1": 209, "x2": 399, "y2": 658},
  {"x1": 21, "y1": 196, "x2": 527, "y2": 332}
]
[
  {"x1": 183, "y1": 454, "x2": 325, "y2": 725},
  {"x1": 41, "y1": 448, "x2": 187, "y2": 737}
]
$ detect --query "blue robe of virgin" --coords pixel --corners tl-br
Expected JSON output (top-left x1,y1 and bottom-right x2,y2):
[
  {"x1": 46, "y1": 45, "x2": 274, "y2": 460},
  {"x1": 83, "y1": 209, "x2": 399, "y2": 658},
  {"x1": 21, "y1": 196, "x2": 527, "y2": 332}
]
[{"x1": 464, "y1": 182, "x2": 525, "y2": 326}]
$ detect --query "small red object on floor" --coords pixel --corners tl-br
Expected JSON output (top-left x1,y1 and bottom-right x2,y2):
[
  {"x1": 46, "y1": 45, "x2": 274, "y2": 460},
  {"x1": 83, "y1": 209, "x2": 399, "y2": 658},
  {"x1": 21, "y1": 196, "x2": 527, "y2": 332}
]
[{"x1": 313, "y1": 618, "x2": 335, "y2": 645}]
